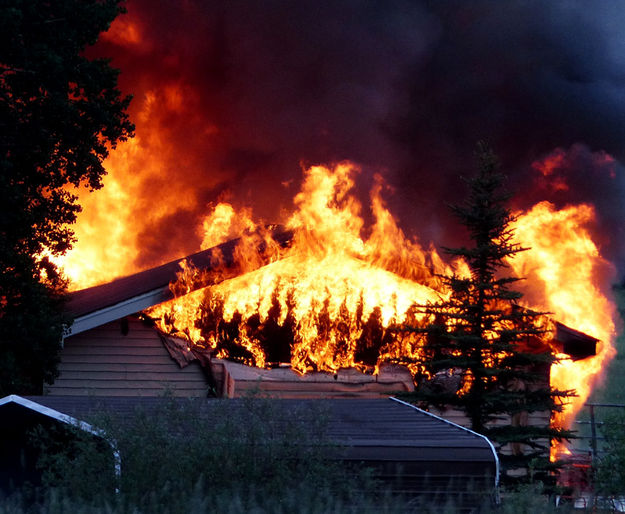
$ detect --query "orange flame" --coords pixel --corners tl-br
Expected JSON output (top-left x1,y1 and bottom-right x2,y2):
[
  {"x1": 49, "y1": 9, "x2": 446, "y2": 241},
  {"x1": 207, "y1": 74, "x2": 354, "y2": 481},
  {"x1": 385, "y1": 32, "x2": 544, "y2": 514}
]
[
  {"x1": 508, "y1": 201, "x2": 617, "y2": 454},
  {"x1": 55, "y1": 78, "x2": 226, "y2": 289},
  {"x1": 148, "y1": 163, "x2": 455, "y2": 374},
  {"x1": 54, "y1": 139, "x2": 146, "y2": 288}
]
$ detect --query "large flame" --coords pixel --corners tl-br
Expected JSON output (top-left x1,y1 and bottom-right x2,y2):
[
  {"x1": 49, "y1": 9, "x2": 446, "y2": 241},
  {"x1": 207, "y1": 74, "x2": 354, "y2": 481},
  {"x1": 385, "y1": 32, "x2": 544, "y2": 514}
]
[
  {"x1": 148, "y1": 163, "x2": 459, "y2": 375},
  {"x1": 55, "y1": 76, "x2": 229, "y2": 290},
  {"x1": 508, "y1": 202, "x2": 617, "y2": 431},
  {"x1": 55, "y1": 139, "x2": 147, "y2": 288}
]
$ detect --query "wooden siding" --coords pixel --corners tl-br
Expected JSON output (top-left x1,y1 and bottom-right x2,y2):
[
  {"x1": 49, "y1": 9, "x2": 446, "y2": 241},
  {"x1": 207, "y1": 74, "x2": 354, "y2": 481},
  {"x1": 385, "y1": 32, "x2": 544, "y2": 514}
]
[
  {"x1": 427, "y1": 406, "x2": 551, "y2": 466},
  {"x1": 47, "y1": 317, "x2": 208, "y2": 397},
  {"x1": 428, "y1": 407, "x2": 551, "y2": 428}
]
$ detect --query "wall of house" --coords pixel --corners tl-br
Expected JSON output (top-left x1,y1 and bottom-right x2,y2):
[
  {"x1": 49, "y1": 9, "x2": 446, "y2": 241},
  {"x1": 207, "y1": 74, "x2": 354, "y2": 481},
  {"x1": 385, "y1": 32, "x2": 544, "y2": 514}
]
[
  {"x1": 46, "y1": 316, "x2": 209, "y2": 397},
  {"x1": 427, "y1": 407, "x2": 551, "y2": 430}
]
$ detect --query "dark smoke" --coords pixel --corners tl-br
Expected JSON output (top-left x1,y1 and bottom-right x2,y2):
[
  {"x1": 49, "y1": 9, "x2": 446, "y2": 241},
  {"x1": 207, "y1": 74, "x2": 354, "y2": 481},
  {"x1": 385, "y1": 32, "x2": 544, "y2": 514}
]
[{"x1": 95, "y1": 0, "x2": 625, "y2": 275}]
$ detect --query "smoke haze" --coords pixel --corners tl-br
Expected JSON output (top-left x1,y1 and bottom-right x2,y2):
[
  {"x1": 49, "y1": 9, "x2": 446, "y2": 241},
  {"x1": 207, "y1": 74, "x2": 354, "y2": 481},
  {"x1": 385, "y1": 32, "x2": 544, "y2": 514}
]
[{"x1": 87, "y1": 0, "x2": 625, "y2": 275}]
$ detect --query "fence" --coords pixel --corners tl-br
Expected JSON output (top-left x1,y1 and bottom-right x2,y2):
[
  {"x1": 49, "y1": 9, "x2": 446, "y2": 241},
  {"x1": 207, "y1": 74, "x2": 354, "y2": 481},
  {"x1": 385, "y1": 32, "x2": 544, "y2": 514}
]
[{"x1": 574, "y1": 403, "x2": 625, "y2": 461}]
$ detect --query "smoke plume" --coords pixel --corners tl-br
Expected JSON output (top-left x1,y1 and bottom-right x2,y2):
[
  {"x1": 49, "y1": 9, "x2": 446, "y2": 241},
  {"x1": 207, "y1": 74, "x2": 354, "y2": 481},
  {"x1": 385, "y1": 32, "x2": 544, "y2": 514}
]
[{"x1": 85, "y1": 0, "x2": 625, "y2": 276}]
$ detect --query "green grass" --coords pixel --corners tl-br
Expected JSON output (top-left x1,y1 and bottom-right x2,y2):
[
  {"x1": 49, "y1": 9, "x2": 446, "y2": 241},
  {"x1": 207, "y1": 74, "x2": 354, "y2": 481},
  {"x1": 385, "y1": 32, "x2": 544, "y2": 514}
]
[{"x1": 0, "y1": 479, "x2": 592, "y2": 513}]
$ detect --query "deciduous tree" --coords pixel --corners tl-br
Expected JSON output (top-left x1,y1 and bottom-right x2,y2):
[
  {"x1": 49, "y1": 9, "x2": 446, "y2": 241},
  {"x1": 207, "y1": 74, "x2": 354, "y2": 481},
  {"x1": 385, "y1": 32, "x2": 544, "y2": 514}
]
[{"x1": 0, "y1": 0, "x2": 134, "y2": 394}]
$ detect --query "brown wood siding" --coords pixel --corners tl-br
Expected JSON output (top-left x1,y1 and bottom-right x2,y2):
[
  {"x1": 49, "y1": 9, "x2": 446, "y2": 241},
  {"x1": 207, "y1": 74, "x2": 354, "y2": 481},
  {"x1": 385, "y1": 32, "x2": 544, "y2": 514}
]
[
  {"x1": 228, "y1": 379, "x2": 413, "y2": 399},
  {"x1": 429, "y1": 407, "x2": 551, "y2": 428},
  {"x1": 47, "y1": 317, "x2": 208, "y2": 397},
  {"x1": 211, "y1": 360, "x2": 414, "y2": 399}
]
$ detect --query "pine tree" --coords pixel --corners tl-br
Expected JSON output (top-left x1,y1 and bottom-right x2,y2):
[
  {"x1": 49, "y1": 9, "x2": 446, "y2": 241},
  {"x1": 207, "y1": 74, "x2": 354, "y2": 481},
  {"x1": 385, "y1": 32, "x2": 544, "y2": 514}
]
[{"x1": 405, "y1": 142, "x2": 573, "y2": 479}]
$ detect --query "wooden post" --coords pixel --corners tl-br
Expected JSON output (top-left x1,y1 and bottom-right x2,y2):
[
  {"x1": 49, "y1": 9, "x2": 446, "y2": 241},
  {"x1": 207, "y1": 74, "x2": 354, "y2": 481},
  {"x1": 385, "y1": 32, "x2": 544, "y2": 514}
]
[{"x1": 589, "y1": 404, "x2": 597, "y2": 463}]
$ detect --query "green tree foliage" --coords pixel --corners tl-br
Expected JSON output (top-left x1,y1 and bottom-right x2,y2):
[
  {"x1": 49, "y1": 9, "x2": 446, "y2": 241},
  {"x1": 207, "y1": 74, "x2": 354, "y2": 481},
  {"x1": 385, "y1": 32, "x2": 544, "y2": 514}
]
[
  {"x1": 403, "y1": 143, "x2": 573, "y2": 479},
  {"x1": 594, "y1": 410, "x2": 625, "y2": 495},
  {"x1": 0, "y1": 1, "x2": 134, "y2": 394}
]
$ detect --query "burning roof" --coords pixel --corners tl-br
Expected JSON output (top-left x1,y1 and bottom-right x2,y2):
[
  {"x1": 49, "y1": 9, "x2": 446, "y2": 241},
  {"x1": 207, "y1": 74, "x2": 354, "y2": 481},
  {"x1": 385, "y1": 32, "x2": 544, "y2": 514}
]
[
  {"x1": 65, "y1": 230, "x2": 291, "y2": 334},
  {"x1": 553, "y1": 322, "x2": 599, "y2": 361}
]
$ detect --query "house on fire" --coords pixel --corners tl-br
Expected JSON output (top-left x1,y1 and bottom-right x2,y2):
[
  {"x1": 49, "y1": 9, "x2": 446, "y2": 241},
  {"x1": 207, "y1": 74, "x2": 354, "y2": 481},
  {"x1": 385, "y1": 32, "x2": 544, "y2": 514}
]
[
  {"x1": 51, "y1": 235, "x2": 419, "y2": 398},
  {"x1": 0, "y1": 237, "x2": 600, "y2": 502},
  {"x1": 48, "y1": 235, "x2": 598, "y2": 400}
]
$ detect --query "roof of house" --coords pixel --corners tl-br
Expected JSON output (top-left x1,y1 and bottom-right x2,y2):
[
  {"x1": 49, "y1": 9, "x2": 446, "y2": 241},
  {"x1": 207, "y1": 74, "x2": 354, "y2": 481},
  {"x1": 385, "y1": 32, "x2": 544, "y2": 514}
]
[
  {"x1": 63, "y1": 228, "x2": 598, "y2": 362},
  {"x1": 66, "y1": 238, "x2": 234, "y2": 320},
  {"x1": 17, "y1": 395, "x2": 497, "y2": 474},
  {"x1": 0, "y1": 395, "x2": 101, "y2": 436},
  {"x1": 554, "y1": 321, "x2": 598, "y2": 360},
  {"x1": 65, "y1": 230, "x2": 291, "y2": 336}
]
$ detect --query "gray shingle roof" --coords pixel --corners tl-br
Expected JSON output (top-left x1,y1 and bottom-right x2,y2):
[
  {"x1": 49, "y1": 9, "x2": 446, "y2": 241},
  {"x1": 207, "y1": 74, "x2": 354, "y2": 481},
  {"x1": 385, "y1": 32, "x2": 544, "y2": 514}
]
[{"x1": 22, "y1": 396, "x2": 496, "y2": 465}]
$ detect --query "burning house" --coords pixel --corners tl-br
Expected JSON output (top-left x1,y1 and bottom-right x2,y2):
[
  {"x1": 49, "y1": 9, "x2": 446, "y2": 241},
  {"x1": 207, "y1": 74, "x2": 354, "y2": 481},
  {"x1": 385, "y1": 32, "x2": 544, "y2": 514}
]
[
  {"x1": 48, "y1": 230, "x2": 597, "y2": 403},
  {"x1": 5, "y1": 1, "x2": 625, "y2": 507},
  {"x1": 48, "y1": 232, "x2": 419, "y2": 398},
  {"x1": 20, "y1": 157, "x2": 612, "y2": 501},
  {"x1": 44, "y1": 163, "x2": 612, "y2": 445},
  {"x1": 45, "y1": 2, "x2": 620, "y2": 455},
  {"x1": 26, "y1": 201, "x2": 600, "y2": 493}
]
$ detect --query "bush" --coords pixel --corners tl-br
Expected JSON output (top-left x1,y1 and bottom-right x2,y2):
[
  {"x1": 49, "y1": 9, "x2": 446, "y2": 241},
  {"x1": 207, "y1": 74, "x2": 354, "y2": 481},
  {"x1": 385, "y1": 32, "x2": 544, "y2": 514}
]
[
  {"x1": 3, "y1": 396, "x2": 410, "y2": 513},
  {"x1": 3, "y1": 395, "x2": 577, "y2": 512},
  {"x1": 30, "y1": 422, "x2": 117, "y2": 503},
  {"x1": 594, "y1": 410, "x2": 625, "y2": 496}
]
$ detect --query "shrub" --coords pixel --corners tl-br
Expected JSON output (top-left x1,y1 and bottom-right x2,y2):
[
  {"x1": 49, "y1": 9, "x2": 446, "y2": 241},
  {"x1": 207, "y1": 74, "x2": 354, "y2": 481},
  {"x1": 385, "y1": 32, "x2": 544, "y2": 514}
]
[
  {"x1": 8, "y1": 396, "x2": 403, "y2": 512},
  {"x1": 594, "y1": 410, "x2": 625, "y2": 496}
]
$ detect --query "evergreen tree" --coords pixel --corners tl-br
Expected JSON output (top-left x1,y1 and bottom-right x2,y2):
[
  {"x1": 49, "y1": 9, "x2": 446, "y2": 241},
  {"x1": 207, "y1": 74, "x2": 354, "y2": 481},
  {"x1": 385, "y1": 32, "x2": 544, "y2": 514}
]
[
  {"x1": 0, "y1": 1, "x2": 134, "y2": 394},
  {"x1": 404, "y1": 143, "x2": 573, "y2": 478}
]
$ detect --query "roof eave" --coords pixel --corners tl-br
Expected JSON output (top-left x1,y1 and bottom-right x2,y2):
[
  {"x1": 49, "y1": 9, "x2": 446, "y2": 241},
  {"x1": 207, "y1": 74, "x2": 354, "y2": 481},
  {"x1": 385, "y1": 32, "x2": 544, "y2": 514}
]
[
  {"x1": 67, "y1": 286, "x2": 170, "y2": 338},
  {"x1": 390, "y1": 396, "x2": 500, "y2": 488}
]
